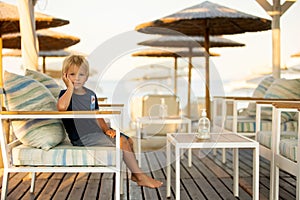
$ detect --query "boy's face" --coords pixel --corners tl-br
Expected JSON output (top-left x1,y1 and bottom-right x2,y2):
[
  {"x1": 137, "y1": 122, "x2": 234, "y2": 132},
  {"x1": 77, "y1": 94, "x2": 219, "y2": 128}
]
[{"x1": 66, "y1": 64, "x2": 88, "y2": 89}]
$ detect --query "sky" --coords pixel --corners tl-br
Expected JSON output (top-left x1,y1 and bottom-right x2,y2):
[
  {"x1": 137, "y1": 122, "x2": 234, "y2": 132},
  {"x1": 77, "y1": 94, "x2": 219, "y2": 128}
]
[{"x1": 3, "y1": 0, "x2": 300, "y2": 82}]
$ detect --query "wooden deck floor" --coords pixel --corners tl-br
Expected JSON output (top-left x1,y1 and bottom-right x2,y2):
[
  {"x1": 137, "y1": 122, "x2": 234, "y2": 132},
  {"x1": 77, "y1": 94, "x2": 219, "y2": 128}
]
[{"x1": 0, "y1": 148, "x2": 296, "y2": 200}]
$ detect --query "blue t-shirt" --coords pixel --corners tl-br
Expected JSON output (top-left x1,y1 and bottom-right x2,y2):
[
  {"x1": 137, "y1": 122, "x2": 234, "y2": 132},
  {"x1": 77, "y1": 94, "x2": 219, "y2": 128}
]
[{"x1": 59, "y1": 87, "x2": 104, "y2": 142}]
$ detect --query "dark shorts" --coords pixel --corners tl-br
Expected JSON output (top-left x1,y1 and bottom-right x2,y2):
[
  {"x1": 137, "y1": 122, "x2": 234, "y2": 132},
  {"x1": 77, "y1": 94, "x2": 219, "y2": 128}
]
[{"x1": 71, "y1": 132, "x2": 130, "y2": 147}]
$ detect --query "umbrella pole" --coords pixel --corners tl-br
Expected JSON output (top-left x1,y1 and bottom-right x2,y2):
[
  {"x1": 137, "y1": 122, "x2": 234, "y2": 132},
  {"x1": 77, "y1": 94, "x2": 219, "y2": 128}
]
[
  {"x1": 187, "y1": 48, "x2": 192, "y2": 118},
  {"x1": 0, "y1": 36, "x2": 4, "y2": 109},
  {"x1": 42, "y1": 56, "x2": 46, "y2": 73},
  {"x1": 174, "y1": 57, "x2": 178, "y2": 95},
  {"x1": 204, "y1": 24, "x2": 211, "y2": 120},
  {"x1": 0, "y1": 36, "x2": 2, "y2": 91}
]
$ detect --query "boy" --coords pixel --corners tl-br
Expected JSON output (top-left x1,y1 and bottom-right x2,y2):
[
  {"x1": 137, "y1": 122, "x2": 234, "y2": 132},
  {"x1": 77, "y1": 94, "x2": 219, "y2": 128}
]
[{"x1": 57, "y1": 55, "x2": 162, "y2": 188}]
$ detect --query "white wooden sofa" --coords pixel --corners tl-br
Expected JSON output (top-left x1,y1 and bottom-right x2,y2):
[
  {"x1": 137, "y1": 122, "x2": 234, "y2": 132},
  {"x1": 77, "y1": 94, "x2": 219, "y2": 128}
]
[
  {"x1": 0, "y1": 110, "x2": 124, "y2": 200},
  {"x1": 0, "y1": 69, "x2": 127, "y2": 200},
  {"x1": 254, "y1": 101, "x2": 299, "y2": 199},
  {"x1": 269, "y1": 102, "x2": 300, "y2": 200}
]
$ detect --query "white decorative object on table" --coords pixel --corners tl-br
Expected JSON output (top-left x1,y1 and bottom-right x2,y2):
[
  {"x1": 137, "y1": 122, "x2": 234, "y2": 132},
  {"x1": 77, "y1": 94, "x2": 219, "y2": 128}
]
[{"x1": 197, "y1": 109, "x2": 210, "y2": 139}]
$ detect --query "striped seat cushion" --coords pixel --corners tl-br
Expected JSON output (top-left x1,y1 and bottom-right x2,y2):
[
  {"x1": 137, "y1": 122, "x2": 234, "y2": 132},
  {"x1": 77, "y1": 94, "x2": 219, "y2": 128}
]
[
  {"x1": 280, "y1": 139, "x2": 297, "y2": 162},
  {"x1": 12, "y1": 140, "x2": 119, "y2": 166},
  {"x1": 257, "y1": 131, "x2": 297, "y2": 149},
  {"x1": 4, "y1": 71, "x2": 65, "y2": 150},
  {"x1": 224, "y1": 117, "x2": 296, "y2": 133}
]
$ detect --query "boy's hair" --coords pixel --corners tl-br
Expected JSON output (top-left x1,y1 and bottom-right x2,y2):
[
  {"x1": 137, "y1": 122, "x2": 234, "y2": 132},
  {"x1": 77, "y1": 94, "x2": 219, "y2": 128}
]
[{"x1": 62, "y1": 55, "x2": 89, "y2": 77}]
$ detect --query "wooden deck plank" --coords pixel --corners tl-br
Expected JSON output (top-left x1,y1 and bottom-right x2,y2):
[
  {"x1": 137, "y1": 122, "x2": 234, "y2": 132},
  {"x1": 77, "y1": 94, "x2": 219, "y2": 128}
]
[
  {"x1": 6, "y1": 174, "x2": 31, "y2": 200},
  {"x1": 52, "y1": 173, "x2": 77, "y2": 200},
  {"x1": 67, "y1": 173, "x2": 88, "y2": 200},
  {"x1": 192, "y1": 163, "x2": 239, "y2": 199},
  {"x1": 83, "y1": 173, "x2": 101, "y2": 200},
  {"x1": 99, "y1": 174, "x2": 114, "y2": 200},
  {"x1": 21, "y1": 173, "x2": 52, "y2": 199},
  {"x1": 181, "y1": 178, "x2": 206, "y2": 199},
  {"x1": 180, "y1": 159, "x2": 221, "y2": 199},
  {"x1": 37, "y1": 173, "x2": 64, "y2": 200},
  {"x1": 128, "y1": 181, "x2": 143, "y2": 200},
  {"x1": 6, "y1": 173, "x2": 29, "y2": 197}
]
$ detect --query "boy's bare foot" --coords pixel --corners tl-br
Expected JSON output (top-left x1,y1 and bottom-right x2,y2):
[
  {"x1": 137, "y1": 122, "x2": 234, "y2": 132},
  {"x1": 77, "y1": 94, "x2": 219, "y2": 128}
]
[{"x1": 131, "y1": 173, "x2": 163, "y2": 188}]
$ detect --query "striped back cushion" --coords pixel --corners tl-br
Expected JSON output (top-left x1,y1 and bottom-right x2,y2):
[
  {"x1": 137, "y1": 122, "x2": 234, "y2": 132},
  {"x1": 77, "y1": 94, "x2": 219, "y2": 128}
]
[
  {"x1": 247, "y1": 76, "x2": 275, "y2": 116},
  {"x1": 25, "y1": 69, "x2": 61, "y2": 99},
  {"x1": 261, "y1": 78, "x2": 300, "y2": 121},
  {"x1": 4, "y1": 71, "x2": 65, "y2": 150}
]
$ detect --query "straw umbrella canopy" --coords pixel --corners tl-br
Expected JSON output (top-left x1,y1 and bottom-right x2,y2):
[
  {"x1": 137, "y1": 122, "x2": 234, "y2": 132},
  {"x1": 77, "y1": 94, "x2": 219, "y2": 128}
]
[
  {"x1": 0, "y1": 2, "x2": 69, "y2": 34},
  {"x1": 3, "y1": 29, "x2": 80, "y2": 51},
  {"x1": 0, "y1": 1, "x2": 69, "y2": 87},
  {"x1": 138, "y1": 35, "x2": 245, "y2": 48},
  {"x1": 135, "y1": 0, "x2": 271, "y2": 119},
  {"x1": 3, "y1": 29, "x2": 80, "y2": 73},
  {"x1": 132, "y1": 48, "x2": 219, "y2": 117}
]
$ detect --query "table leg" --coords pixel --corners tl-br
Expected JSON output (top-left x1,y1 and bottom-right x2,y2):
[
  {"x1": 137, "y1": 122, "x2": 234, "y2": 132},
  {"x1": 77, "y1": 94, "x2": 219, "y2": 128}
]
[
  {"x1": 166, "y1": 138, "x2": 171, "y2": 198},
  {"x1": 233, "y1": 148, "x2": 239, "y2": 197},
  {"x1": 176, "y1": 146, "x2": 180, "y2": 200},
  {"x1": 253, "y1": 147, "x2": 259, "y2": 200},
  {"x1": 136, "y1": 122, "x2": 141, "y2": 167},
  {"x1": 188, "y1": 149, "x2": 192, "y2": 167},
  {"x1": 187, "y1": 121, "x2": 192, "y2": 167}
]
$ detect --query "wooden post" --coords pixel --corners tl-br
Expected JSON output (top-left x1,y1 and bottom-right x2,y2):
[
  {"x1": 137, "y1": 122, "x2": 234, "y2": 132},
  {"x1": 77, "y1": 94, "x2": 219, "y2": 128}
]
[
  {"x1": 204, "y1": 21, "x2": 211, "y2": 119},
  {"x1": 256, "y1": 0, "x2": 297, "y2": 79}
]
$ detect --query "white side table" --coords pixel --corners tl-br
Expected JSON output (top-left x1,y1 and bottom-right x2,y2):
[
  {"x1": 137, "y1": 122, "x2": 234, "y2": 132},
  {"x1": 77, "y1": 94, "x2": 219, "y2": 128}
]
[{"x1": 166, "y1": 133, "x2": 259, "y2": 200}]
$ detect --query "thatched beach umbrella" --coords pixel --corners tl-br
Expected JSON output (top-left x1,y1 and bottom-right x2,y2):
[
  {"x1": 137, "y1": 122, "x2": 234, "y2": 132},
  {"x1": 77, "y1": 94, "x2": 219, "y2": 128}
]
[
  {"x1": 135, "y1": 1, "x2": 271, "y2": 119},
  {"x1": 3, "y1": 29, "x2": 80, "y2": 73},
  {"x1": 3, "y1": 29, "x2": 80, "y2": 51},
  {"x1": 0, "y1": 1, "x2": 69, "y2": 87},
  {"x1": 0, "y1": 2, "x2": 68, "y2": 34},
  {"x1": 132, "y1": 48, "x2": 219, "y2": 117}
]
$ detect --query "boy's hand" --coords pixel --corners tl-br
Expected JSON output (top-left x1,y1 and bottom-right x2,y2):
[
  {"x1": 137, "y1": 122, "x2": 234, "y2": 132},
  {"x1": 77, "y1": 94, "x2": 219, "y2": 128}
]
[
  {"x1": 62, "y1": 73, "x2": 74, "y2": 89},
  {"x1": 106, "y1": 129, "x2": 116, "y2": 138}
]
